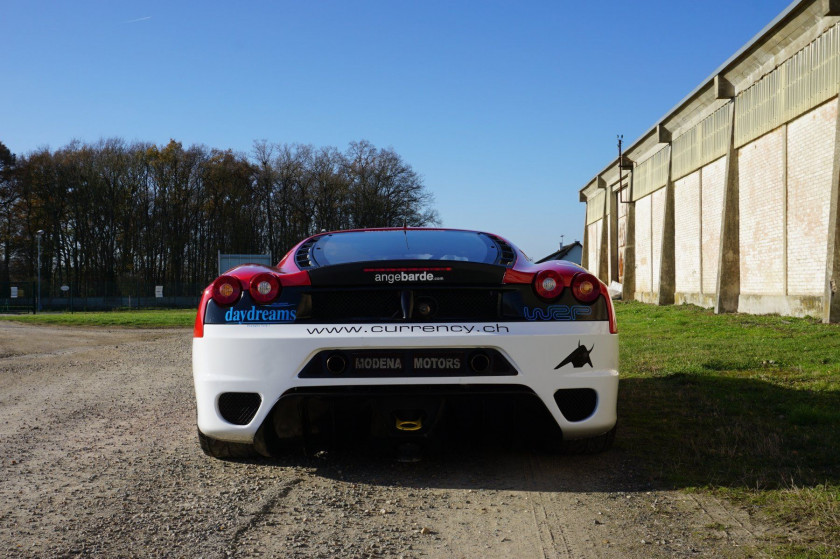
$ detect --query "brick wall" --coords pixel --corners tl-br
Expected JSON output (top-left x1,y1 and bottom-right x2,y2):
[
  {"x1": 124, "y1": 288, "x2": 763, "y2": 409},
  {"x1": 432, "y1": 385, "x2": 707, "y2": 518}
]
[
  {"x1": 739, "y1": 128, "x2": 785, "y2": 295},
  {"x1": 651, "y1": 188, "x2": 666, "y2": 294},
  {"x1": 701, "y1": 157, "x2": 726, "y2": 295},
  {"x1": 787, "y1": 99, "x2": 837, "y2": 296},
  {"x1": 674, "y1": 171, "x2": 701, "y2": 294},
  {"x1": 635, "y1": 194, "x2": 652, "y2": 293}
]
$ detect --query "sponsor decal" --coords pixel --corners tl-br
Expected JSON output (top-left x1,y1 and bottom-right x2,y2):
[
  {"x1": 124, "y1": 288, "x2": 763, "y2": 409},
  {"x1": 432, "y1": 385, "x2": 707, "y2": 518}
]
[
  {"x1": 364, "y1": 267, "x2": 450, "y2": 283},
  {"x1": 413, "y1": 357, "x2": 461, "y2": 369},
  {"x1": 372, "y1": 271, "x2": 444, "y2": 283},
  {"x1": 305, "y1": 324, "x2": 510, "y2": 335},
  {"x1": 523, "y1": 304, "x2": 592, "y2": 321},
  {"x1": 554, "y1": 341, "x2": 594, "y2": 369},
  {"x1": 355, "y1": 356, "x2": 402, "y2": 370},
  {"x1": 225, "y1": 303, "x2": 296, "y2": 324}
]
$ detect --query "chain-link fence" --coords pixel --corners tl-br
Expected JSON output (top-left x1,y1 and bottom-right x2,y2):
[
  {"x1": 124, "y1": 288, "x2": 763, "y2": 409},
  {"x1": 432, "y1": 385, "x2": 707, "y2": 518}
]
[
  {"x1": 0, "y1": 282, "x2": 37, "y2": 314},
  {"x1": 2, "y1": 281, "x2": 204, "y2": 313}
]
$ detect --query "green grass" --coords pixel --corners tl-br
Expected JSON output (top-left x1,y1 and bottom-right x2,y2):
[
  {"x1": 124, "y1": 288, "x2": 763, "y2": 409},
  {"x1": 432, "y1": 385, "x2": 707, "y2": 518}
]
[
  {"x1": 0, "y1": 309, "x2": 195, "y2": 328},
  {"x1": 615, "y1": 301, "x2": 840, "y2": 557}
]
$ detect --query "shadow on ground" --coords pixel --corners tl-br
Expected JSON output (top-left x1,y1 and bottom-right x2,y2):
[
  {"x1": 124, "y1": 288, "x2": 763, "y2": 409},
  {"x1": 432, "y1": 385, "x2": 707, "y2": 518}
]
[{"x1": 240, "y1": 374, "x2": 839, "y2": 496}]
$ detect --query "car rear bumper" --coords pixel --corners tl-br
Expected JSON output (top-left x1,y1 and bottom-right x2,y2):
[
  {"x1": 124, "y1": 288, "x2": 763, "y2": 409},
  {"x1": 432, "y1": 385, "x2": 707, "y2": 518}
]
[{"x1": 193, "y1": 321, "x2": 618, "y2": 443}]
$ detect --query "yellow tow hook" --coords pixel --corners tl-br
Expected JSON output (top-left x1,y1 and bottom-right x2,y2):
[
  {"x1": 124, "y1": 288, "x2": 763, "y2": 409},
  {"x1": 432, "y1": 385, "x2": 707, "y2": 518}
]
[{"x1": 395, "y1": 417, "x2": 423, "y2": 431}]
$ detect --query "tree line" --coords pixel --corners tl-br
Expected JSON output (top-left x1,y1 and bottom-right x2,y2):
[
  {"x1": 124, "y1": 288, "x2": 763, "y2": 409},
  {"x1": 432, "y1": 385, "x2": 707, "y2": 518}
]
[{"x1": 0, "y1": 138, "x2": 439, "y2": 296}]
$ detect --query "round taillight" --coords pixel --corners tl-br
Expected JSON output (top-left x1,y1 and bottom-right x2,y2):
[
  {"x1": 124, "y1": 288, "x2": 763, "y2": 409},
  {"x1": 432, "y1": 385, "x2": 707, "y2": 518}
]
[
  {"x1": 571, "y1": 273, "x2": 600, "y2": 303},
  {"x1": 212, "y1": 275, "x2": 242, "y2": 306},
  {"x1": 249, "y1": 273, "x2": 281, "y2": 305},
  {"x1": 534, "y1": 269, "x2": 564, "y2": 299}
]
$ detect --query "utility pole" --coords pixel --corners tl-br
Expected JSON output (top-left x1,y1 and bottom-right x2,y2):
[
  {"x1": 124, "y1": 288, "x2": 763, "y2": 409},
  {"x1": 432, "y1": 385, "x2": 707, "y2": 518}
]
[{"x1": 36, "y1": 229, "x2": 44, "y2": 312}]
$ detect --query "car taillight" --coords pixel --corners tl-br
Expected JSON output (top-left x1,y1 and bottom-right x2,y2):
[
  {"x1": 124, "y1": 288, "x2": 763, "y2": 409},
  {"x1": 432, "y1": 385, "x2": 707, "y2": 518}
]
[
  {"x1": 249, "y1": 273, "x2": 281, "y2": 305},
  {"x1": 571, "y1": 272, "x2": 599, "y2": 303},
  {"x1": 534, "y1": 269, "x2": 563, "y2": 300},
  {"x1": 212, "y1": 275, "x2": 242, "y2": 306}
]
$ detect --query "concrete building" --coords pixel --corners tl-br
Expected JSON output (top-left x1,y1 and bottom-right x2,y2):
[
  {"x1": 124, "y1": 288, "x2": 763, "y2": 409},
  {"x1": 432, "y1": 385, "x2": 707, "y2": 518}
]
[{"x1": 579, "y1": 0, "x2": 840, "y2": 322}]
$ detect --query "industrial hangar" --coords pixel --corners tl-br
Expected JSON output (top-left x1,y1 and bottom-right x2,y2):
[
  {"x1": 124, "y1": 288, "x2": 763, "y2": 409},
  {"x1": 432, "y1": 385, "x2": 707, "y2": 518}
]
[{"x1": 579, "y1": 0, "x2": 840, "y2": 322}]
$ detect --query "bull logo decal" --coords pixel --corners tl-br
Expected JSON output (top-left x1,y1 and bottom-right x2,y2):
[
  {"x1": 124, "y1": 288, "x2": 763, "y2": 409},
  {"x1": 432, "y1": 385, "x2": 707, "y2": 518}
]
[{"x1": 554, "y1": 341, "x2": 594, "y2": 369}]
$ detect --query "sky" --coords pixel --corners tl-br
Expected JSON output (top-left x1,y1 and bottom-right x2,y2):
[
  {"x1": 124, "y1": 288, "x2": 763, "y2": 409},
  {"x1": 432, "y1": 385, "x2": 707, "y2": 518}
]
[{"x1": 1, "y1": 0, "x2": 794, "y2": 260}]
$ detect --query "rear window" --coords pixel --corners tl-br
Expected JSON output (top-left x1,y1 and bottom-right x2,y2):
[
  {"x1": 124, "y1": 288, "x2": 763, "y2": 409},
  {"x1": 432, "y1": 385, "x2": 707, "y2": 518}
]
[{"x1": 311, "y1": 230, "x2": 500, "y2": 266}]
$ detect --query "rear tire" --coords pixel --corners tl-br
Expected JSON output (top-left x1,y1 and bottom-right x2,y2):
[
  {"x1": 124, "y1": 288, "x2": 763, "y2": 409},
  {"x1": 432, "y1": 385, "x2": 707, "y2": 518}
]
[
  {"x1": 560, "y1": 424, "x2": 616, "y2": 455},
  {"x1": 197, "y1": 429, "x2": 259, "y2": 459}
]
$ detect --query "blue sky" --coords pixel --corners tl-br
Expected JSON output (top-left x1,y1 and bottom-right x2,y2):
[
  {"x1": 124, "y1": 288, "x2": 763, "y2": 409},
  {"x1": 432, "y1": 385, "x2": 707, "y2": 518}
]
[{"x1": 1, "y1": 0, "x2": 793, "y2": 259}]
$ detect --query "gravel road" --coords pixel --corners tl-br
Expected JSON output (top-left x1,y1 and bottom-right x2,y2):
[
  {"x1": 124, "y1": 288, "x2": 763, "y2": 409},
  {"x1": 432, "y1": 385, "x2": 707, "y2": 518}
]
[{"x1": 0, "y1": 322, "x2": 773, "y2": 558}]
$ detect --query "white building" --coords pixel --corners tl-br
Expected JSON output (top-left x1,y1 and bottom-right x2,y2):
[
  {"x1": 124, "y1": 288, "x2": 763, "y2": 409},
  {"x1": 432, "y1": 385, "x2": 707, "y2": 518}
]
[{"x1": 579, "y1": 0, "x2": 840, "y2": 322}]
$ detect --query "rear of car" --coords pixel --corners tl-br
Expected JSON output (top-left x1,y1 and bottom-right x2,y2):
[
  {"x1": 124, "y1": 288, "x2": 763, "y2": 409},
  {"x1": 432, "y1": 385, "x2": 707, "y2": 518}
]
[{"x1": 192, "y1": 228, "x2": 618, "y2": 458}]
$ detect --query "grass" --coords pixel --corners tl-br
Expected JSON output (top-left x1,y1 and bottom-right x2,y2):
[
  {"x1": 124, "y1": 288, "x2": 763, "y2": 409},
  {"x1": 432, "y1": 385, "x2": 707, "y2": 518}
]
[
  {"x1": 615, "y1": 301, "x2": 840, "y2": 557},
  {"x1": 0, "y1": 308, "x2": 195, "y2": 328}
]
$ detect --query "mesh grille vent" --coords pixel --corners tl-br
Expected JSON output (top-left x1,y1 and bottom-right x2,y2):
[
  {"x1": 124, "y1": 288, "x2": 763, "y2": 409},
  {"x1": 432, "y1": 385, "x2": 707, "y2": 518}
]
[
  {"x1": 295, "y1": 238, "x2": 319, "y2": 269},
  {"x1": 218, "y1": 392, "x2": 262, "y2": 425},
  {"x1": 487, "y1": 235, "x2": 516, "y2": 267},
  {"x1": 553, "y1": 388, "x2": 597, "y2": 422}
]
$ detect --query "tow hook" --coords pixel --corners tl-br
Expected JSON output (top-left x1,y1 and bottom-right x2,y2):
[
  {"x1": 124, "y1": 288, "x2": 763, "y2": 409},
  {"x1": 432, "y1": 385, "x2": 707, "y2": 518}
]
[{"x1": 395, "y1": 416, "x2": 423, "y2": 431}]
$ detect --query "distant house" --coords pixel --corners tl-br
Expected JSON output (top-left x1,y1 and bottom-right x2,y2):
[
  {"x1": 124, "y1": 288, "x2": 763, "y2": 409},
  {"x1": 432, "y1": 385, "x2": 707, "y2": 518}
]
[{"x1": 536, "y1": 241, "x2": 583, "y2": 265}]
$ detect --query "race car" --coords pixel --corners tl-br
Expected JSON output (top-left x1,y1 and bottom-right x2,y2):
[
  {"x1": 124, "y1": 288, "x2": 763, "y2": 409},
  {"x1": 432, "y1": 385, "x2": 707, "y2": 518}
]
[{"x1": 192, "y1": 228, "x2": 618, "y2": 458}]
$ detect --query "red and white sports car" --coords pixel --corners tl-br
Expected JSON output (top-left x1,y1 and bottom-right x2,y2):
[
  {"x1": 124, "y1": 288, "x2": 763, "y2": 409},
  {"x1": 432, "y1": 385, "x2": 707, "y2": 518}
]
[{"x1": 192, "y1": 228, "x2": 618, "y2": 458}]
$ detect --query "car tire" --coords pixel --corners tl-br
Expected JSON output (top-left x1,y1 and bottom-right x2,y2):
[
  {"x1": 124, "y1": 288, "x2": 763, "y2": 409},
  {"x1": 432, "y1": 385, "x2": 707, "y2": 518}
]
[
  {"x1": 560, "y1": 424, "x2": 616, "y2": 455},
  {"x1": 197, "y1": 428, "x2": 259, "y2": 459}
]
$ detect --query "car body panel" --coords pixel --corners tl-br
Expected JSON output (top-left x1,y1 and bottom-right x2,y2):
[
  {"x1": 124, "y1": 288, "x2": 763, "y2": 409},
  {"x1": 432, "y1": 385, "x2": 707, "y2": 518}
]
[{"x1": 192, "y1": 227, "x2": 618, "y2": 451}]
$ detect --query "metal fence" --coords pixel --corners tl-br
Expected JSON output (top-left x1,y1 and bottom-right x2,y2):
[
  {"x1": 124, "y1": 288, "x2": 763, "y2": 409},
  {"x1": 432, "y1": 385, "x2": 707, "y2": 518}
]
[
  {"x1": 0, "y1": 282, "x2": 37, "y2": 314},
  {"x1": 1, "y1": 281, "x2": 204, "y2": 313}
]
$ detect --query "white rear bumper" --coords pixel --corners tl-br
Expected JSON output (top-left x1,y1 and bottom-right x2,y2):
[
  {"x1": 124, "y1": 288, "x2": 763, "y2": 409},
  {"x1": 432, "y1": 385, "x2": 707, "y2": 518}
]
[{"x1": 193, "y1": 321, "x2": 618, "y2": 443}]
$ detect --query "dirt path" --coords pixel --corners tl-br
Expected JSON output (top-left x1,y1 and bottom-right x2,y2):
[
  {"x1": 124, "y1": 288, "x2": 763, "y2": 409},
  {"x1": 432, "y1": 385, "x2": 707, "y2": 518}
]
[{"x1": 0, "y1": 322, "x2": 773, "y2": 558}]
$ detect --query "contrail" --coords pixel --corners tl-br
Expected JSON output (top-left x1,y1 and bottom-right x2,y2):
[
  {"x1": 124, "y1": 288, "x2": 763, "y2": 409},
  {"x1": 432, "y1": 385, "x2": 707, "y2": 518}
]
[{"x1": 125, "y1": 16, "x2": 151, "y2": 23}]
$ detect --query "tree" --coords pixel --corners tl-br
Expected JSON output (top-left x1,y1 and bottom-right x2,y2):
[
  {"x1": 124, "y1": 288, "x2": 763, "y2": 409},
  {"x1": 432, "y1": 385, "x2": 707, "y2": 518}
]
[{"x1": 6, "y1": 137, "x2": 439, "y2": 296}]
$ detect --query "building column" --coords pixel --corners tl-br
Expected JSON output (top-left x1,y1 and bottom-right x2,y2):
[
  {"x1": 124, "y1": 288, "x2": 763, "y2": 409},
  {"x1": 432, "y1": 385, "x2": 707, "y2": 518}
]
[
  {"x1": 581, "y1": 210, "x2": 589, "y2": 270},
  {"x1": 609, "y1": 188, "x2": 620, "y2": 283},
  {"x1": 621, "y1": 174, "x2": 636, "y2": 301},
  {"x1": 824, "y1": 95, "x2": 840, "y2": 323},
  {"x1": 715, "y1": 102, "x2": 740, "y2": 314},
  {"x1": 597, "y1": 177, "x2": 609, "y2": 283},
  {"x1": 657, "y1": 148, "x2": 676, "y2": 306}
]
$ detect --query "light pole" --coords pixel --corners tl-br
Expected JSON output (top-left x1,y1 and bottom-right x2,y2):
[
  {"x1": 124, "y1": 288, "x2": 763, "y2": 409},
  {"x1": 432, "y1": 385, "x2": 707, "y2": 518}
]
[{"x1": 36, "y1": 230, "x2": 43, "y2": 312}]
